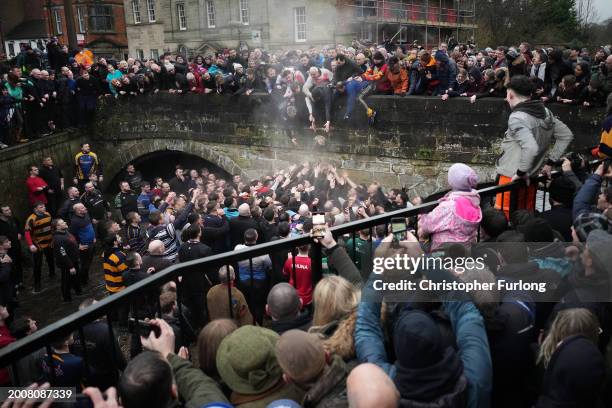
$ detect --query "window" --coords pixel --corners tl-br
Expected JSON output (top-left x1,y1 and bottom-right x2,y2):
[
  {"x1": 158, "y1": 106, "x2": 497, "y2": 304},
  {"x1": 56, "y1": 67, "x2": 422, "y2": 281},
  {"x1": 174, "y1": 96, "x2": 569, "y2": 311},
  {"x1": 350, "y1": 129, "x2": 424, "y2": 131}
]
[
  {"x1": 89, "y1": 5, "x2": 114, "y2": 32},
  {"x1": 53, "y1": 9, "x2": 63, "y2": 35},
  {"x1": 132, "y1": 0, "x2": 141, "y2": 24},
  {"x1": 206, "y1": 0, "x2": 215, "y2": 28},
  {"x1": 146, "y1": 0, "x2": 156, "y2": 22},
  {"x1": 240, "y1": 0, "x2": 249, "y2": 25},
  {"x1": 77, "y1": 7, "x2": 86, "y2": 33},
  {"x1": 177, "y1": 3, "x2": 187, "y2": 30},
  {"x1": 151, "y1": 49, "x2": 159, "y2": 60},
  {"x1": 294, "y1": 7, "x2": 306, "y2": 42},
  {"x1": 136, "y1": 49, "x2": 144, "y2": 60}
]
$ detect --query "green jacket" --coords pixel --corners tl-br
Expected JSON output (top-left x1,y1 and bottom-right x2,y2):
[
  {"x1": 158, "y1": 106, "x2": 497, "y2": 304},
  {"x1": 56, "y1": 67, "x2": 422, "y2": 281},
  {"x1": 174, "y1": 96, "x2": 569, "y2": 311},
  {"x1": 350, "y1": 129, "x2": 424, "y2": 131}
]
[{"x1": 168, "y1": 353, "x2": 230, "y2": 408}]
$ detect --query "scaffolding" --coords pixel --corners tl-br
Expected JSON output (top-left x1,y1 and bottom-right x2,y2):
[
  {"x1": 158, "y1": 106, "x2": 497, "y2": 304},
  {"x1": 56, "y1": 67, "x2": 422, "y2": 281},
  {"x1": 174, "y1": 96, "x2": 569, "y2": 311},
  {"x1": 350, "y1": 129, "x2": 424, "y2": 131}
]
[{"x1": 346, "y1": 0, "x2": 476, "y2": 48}]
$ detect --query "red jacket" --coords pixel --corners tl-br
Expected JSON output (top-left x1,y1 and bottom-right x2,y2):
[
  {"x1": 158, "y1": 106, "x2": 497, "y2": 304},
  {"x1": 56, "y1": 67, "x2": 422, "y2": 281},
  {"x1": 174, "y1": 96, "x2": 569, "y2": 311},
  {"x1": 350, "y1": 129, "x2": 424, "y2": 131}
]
[
  {"x1": 0, "y1": 325, "x2": 15, "y2": 385},
  {"x1": 25, "y1": 176, "x2": 48, "y2": 206},
  {"x1": 362, "y1": 63, "x2": 392, "y2": 93}
]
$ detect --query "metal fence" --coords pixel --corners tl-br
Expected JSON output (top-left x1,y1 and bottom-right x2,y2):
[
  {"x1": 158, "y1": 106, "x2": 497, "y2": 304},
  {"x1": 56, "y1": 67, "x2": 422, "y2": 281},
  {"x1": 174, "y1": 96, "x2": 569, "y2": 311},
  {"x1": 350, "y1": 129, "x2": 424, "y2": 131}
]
[{"x1": 0, "y1": 175, "x2": 549, "y2": 385}]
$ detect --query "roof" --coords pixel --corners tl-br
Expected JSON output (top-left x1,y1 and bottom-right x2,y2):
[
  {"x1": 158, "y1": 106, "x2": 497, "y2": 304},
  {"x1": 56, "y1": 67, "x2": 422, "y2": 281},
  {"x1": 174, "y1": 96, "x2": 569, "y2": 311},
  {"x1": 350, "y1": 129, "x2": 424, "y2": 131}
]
[{"x1": 6, "y1": 19, "x2": 48, "y2": 40}]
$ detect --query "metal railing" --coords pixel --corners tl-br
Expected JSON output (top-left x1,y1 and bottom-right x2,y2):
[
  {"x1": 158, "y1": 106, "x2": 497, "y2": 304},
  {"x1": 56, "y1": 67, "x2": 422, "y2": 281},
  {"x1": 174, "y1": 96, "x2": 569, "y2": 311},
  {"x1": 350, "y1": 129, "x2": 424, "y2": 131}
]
[{"x1": 0, "y1": 174, "x2": 549, "y2": 384}]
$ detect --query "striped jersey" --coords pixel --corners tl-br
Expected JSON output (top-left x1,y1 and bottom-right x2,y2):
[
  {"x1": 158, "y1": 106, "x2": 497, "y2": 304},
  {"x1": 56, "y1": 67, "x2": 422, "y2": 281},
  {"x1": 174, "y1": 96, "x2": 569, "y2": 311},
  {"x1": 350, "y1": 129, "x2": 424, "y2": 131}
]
[
  {"x1": 148, "y1": 223, "x2": 179, "y2": 261},
  {"x1": 25, "y1": 211, "x2": 53, "y2": 249},
  {"x1": 103, "y1": 248, "x2": 127, "y2": 293}
]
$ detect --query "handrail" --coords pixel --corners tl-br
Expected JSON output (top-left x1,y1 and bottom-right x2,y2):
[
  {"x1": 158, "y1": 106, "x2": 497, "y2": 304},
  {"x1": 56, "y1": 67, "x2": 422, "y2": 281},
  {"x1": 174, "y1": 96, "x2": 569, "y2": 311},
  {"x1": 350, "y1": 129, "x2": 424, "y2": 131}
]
[{"x1": 0, "y1": 175, "x2": 541, "y2": 367}]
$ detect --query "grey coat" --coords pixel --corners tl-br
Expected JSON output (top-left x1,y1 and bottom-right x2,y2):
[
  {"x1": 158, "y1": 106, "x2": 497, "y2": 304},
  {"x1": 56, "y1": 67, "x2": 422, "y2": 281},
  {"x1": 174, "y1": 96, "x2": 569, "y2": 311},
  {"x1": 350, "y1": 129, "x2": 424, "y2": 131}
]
[{"x1": 496, "y1": 108, "x2": 573, "y2": 177}]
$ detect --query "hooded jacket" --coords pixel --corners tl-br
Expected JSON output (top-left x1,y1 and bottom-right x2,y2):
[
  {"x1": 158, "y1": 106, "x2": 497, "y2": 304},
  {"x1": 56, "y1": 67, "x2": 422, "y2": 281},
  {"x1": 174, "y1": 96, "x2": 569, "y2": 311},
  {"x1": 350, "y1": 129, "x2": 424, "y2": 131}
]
[
  {"x1": 418, "y1": 190, "x2": 482, "y2": 251},
  {"x1": 536, "y1": 335, "x2": 605, "y2": 408},
  {"x1": 496, "y1": 101, "x2": 573, "y2": 177}
]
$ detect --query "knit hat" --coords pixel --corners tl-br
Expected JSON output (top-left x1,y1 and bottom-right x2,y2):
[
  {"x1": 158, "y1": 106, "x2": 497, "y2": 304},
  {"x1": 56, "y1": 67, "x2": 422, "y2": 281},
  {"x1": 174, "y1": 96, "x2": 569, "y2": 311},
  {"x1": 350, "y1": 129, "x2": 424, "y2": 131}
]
[
  {"x1": 548, "y1": 176, "x2": 576, "y2": 207},
  {"x1": 217, "y1": 326, "x2": 282, "y2": 395},
  {"x1": 447, "y1": 163, "x2": 478, "y2": 191},
  {"x1": 573, "y1": 212, "x2": 610, "y2": 242},
  {"x1": 434, "y1": 50, "x2": 449, "y2": 63},
  {"x1": 586, "y1": 230, "x2": 612, "y2": 275},
  {"x1": 233, "y1": 63, "x2": 243, "y2": 70},
  {"x1": 275, "y1": 330, "x2": 326, "y2": 384}
]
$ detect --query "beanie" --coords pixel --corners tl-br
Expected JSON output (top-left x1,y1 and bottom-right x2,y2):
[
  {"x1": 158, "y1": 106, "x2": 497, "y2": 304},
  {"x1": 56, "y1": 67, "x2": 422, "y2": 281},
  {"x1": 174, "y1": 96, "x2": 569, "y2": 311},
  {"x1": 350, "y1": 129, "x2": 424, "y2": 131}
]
[
  {"x1": 447, "y1": 163, "x2": 479, "y2": 191},
  {"x1": 586, "y1": 230, "x2": 612, "y2": 275},
  {"x1": 573, "y1": 212, "x2": 610, "y2": 242},
  {"x1": 548, "y1": 176, "x2": 576, "y2": 207}
]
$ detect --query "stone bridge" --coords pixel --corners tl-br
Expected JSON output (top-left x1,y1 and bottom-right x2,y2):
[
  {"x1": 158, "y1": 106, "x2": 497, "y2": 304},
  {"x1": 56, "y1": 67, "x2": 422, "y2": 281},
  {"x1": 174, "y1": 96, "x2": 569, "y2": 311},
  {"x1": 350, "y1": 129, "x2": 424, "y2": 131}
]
[{"x1": 0, "y1": 94, "x2": 604, "y2": 219}]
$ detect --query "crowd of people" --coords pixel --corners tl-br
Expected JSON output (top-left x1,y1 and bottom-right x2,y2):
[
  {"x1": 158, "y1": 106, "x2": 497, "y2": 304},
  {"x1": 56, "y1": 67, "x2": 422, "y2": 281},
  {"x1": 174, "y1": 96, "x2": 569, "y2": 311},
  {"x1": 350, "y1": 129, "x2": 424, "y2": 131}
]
[
  {"x1": 2, "y1": 39, "x2": 612, "y2": 147},
  {"x1": 0, "y1": 39, "x2": 611, "y2": 408}
]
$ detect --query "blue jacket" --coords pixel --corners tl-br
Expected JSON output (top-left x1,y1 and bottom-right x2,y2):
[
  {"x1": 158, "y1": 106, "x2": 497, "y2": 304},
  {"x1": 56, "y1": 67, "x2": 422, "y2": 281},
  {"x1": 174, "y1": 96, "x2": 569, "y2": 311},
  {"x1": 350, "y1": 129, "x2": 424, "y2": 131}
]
[
  {"x1": 572, "y1": 174, "x2": 603, "y2": 220},
  {"x1": 355, "y1": 266, "x2": 492, "y2": 408}
]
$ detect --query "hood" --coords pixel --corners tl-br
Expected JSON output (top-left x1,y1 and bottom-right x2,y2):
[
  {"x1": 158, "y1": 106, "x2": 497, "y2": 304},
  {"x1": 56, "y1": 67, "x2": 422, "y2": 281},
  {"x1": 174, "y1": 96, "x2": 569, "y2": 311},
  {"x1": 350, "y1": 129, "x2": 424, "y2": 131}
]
[
  {"x1": 538, "y1": 335, "x2": 605, "y2": 407},
  {"x1": 444, "y1": 191, "x2": 482, "y2": 224},
  {"x1": 393, "y1": 310, "x2": 464, "y2": 401},
  {"x1": 512, "y1": 100, "x2": 547, "y2": 120},
  {"x1": 302, "y1": 355, "x2": 348, "y2": 407}
]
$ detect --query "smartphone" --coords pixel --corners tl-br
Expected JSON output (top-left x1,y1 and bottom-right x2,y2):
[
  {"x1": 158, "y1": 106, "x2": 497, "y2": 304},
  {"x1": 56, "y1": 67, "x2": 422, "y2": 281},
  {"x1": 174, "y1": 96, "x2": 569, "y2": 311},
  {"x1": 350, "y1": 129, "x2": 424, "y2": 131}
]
[
  {"x1": 312, "y1": 213, "x2": 326, "y2": 239},
  {"x1": 76, "y1": 394, "x2": 94, "y2": 408},
  {"x1": 391, "y1": 217, "x2": 407, "y2": 242},
  {"x1": 127, "y1": 318, "x2": 161, "y2": 338}
]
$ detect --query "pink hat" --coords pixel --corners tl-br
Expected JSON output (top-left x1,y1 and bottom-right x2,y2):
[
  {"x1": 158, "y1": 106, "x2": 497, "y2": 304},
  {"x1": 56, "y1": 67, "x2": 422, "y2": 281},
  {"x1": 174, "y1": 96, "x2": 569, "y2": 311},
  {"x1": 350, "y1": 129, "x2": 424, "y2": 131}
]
[{"x1": 447, "y1": 163, "x2": 478, "y2": 191}]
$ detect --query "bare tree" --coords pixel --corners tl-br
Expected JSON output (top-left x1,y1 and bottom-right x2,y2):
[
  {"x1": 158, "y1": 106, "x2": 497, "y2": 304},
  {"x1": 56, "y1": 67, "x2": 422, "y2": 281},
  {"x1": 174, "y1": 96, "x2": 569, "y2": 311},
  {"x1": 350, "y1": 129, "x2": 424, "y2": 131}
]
[{"x1": 575, "y1": 0, "x2": 598, "y2": 31}]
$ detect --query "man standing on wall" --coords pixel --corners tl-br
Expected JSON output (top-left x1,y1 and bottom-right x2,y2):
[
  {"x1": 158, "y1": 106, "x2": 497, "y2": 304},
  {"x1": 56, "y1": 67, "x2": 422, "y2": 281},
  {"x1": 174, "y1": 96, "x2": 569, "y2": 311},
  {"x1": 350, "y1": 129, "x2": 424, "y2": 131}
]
[
  {"x1": 74, "y1": 143, "x2": 103, "y2": 191},
  {"x1": 38, "y1": 156, "x2": 64, "y2": 217},
  {"x1": 495, "y1": 75, "x2": 573, "y2": 216}
]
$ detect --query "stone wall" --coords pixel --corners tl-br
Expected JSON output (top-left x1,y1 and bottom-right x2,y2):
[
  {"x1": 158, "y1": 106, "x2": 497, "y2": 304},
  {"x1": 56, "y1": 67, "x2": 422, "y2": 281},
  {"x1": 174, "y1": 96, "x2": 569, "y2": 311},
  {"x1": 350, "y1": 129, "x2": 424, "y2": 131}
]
[{"x1": 0, "y1": 94, "x2": 604, "y2": 220}]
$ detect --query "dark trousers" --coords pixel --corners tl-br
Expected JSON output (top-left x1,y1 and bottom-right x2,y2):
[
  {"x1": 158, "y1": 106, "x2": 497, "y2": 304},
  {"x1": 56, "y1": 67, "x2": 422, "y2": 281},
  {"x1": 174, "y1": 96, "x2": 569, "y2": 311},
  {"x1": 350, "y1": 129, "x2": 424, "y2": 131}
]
[
  {"x1": 182, "y1": 292, "x2": 207, "y2": 331},
  {"x1": 8, "y1": 243, "x2": 23, "y2": 287},
  {"x1": 46, "y1": 191, "x2": 63, "y2": 218},
  {"x1": 60, "y1": 266, "x2": 82, "y2": 301},
  {"x1": 79, "y1": 246, "x2": 95, "y2": 286},
  {"x1": 32, "y1": 246, "x2": 55, "y2": 292},
  {"x1": 240, "y1": 279, "x2": 269, "y2": 325},
  {"x1": 78, "y1": 96, "x2": 96, "y2": 128}
]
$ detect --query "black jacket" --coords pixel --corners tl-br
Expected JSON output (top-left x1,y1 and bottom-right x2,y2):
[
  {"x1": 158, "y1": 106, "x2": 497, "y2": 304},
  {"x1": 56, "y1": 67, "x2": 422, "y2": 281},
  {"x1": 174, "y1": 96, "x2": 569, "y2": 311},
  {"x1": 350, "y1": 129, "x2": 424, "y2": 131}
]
[
  {"x1": 178, "y1": 241, "x2": 214, "y2": 296},
  {"x1": 229, "y1": 215, "x2": 261, "y2": 249},
  {"x1": 52, "y1": 230, "x2": 79, "y2": 269},
  {"x1": 38, "y1": 165, "x2": 63, "y2": 191},
  {"x1": 59, "y1": 197, "x2": 81, "y2": 223},
  {"x1": 71, "y1": 320, "x2": 127, "y2": 391},
  {"x1": 269, "y1": 310, "x2": 313, "y2": 335}
]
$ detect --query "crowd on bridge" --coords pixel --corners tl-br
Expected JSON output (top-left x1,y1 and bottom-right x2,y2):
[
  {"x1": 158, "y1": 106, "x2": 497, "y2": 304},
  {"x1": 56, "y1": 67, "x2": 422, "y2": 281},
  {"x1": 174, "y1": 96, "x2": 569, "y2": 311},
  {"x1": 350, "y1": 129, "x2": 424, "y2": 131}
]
[{"x1": 1, "y1": 38, "x2": 612, "y2": 147}]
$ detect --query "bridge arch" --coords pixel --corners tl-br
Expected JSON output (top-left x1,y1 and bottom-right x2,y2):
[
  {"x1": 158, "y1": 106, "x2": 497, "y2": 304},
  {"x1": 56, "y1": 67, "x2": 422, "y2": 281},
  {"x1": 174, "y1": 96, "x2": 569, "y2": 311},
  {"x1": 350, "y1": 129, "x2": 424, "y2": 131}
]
[{"x1": 102, "y1": 139, "x2": 250, "y2": 192}]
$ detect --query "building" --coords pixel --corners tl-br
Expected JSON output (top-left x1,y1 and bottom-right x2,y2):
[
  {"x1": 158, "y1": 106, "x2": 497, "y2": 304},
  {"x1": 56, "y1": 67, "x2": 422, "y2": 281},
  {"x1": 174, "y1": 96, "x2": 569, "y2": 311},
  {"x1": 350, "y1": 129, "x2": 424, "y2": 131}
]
[
  {"x1": 44, "y1": 0, "x2": 128, "y2": 58},
  {"x1": 1, "y1": 0, "x2": 128, "y2": 59},
  {"x1": 339, "y1": 0, "x2": 477, "y2": 48},
  {"x1": 1, "y1": 0, "x2": 49, "y2": 57},
  {"x1": 123, "y1": 0, "x2": 339, "y2": 59}
]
